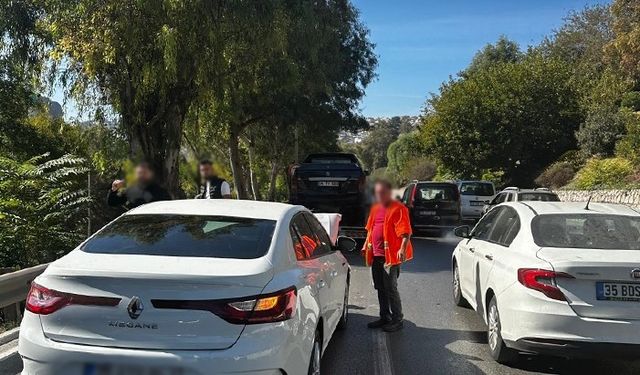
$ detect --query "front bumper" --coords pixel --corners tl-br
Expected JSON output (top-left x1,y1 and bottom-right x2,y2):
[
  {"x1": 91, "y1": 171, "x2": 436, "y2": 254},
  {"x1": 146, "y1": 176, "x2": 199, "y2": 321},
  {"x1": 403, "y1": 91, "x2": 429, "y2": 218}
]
[
  {"x1": 508, "y1": 338, "x2": 640, "y2": 359},
  {"x1": 19, "y1": 312, "x2": 303, "y2": 375}
]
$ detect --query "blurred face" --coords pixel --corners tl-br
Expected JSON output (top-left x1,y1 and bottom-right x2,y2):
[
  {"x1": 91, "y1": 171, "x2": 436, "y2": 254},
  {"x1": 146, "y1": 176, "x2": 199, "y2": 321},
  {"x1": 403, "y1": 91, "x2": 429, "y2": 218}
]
[
  {"x1": 374, "y1": 183, "x2": 393, "y2": 206},
  {"x1": 199, "y1": 163, "x2": 214, "y2": 182},
  {"x1": 135, "y1": 165, "x2": 153, "y2": 184}
]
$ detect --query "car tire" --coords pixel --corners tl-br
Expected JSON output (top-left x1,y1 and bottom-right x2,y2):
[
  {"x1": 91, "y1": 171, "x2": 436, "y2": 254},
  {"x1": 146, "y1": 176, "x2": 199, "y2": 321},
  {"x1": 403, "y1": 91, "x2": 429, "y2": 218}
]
[
  {"x1": 452, "y1": 263, "x2": 469, "y2": 308},
  {"x1": 308, "y1": 329, "x2": 322, "y2": 375},
  {"x1": 337, "y1": 282, "x2": 349, "y2": 330},
  {"x1": 487, "y1": 296, "x2": 518, "y2": 364}
]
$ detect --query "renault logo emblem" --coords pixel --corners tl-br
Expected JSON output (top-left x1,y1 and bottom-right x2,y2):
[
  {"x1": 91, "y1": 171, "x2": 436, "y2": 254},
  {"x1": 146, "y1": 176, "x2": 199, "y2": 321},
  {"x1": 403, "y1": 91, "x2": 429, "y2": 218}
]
[{"x1": 127, "y1": 296, "x2": 144, "y2": 320}]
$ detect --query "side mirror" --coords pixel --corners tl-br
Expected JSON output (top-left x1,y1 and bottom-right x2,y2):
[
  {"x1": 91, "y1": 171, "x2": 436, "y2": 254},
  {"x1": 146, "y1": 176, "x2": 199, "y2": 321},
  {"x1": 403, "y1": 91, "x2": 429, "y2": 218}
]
[
  {"x1": 454, "y1": 225, "x2": 471, "y2": 239},
  {"x1": 336, "y1": 236, "x2": 357, "y2": 252}
]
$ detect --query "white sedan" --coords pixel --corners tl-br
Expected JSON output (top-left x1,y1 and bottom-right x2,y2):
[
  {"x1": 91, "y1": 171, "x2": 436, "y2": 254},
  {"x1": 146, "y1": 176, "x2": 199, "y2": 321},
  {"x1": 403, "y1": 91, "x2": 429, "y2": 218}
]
[
  {"x1": 19, "y1": 200, "x2": 356, "y2": 375},
  {"x1": 452, "y1": 201, "x2": 640, "y2": 363}
]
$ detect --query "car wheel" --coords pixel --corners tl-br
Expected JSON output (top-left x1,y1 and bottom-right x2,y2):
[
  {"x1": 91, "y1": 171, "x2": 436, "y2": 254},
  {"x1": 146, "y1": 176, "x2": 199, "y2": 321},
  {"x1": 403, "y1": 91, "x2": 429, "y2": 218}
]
[
  {"x1": 308, "y1": 329, "x2": 322, "y2": 375},
  {"x1": 337, "y1": 282, "x2": 349, "y2": 330},
  {"x1": 487, "y1": 296, "x2": 517, "y2": 364},
  {"x1": 452, "y1": 263, "x2": 469, "y2": 307}
]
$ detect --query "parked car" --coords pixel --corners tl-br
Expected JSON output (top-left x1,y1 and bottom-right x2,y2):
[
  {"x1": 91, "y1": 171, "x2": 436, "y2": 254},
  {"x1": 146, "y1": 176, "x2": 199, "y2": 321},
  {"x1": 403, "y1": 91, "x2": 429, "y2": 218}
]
[
  {"x1": 455, "y1": 180, "x2": 496, "y2": 221},
  {"x1": 19, "y1": 200, "x2": 356, "y2": 375},
  {"x1": 483, "y1": 187, "x2": 559, "y2": 214},
  {"x1": 452, "y1": 201, "x2": 640, "y2": 364},
  {"x1": 288, "y1": 152, "x2": 369, "y2": 227},
  {"x1": 400, "y1": 181, "x2": 461, "y2": 234}
]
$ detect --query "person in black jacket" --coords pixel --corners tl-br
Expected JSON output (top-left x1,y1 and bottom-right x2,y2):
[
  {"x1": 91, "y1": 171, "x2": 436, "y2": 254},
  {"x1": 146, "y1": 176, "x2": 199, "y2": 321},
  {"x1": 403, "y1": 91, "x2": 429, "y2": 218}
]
[
  {"x1": 107, "y1": 162, "x2": 171, "y2": 209},
  {"x1": 195, "y1": 159, "x2": 232, "y2": 199}
]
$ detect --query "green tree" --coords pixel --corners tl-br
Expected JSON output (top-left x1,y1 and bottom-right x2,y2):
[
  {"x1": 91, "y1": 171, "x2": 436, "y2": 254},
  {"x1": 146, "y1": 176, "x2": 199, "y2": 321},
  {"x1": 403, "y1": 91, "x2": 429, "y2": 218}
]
[
  {"x1": 465, "y1": 36, "x2": 522, "y2": 75},
  {"x1": 607, "y1": 0, "x2": 640, "y2": 82},
  {"x1": 421, "y1": 53, "x2": 581, "y2": 186}
]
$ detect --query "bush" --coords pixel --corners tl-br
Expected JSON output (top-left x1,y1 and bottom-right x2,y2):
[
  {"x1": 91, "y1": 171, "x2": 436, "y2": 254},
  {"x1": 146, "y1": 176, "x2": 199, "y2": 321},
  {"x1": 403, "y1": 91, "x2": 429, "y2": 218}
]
[
  {"x1": 615, "y1": 110, "x2": 640, "y2": 164},
  {"x1": 621, "y1": 92, "x2": 640, "y2": 111},
  {"x1": 535, "y1": 161, "x2": 576, "y2": 189},
  {"x1": 576, "y1": 106, "x2": 626, "y2": 157},
  {"x1": 572, "y1": 157, "x2": 634, "y2": 189}
]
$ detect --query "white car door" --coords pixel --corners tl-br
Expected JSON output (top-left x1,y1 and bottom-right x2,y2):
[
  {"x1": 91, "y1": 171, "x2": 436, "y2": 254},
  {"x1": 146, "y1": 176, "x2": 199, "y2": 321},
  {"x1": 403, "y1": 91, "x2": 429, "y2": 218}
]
[
  {"x1": 473, "y1": 207, "x2": 520, "y2": 318},
  {"x1": 459, "y1": 208, "x2": 502, "y2": 309},
  {"x1": 304, "y1": 213, "x2": 346, "y2": 332}
]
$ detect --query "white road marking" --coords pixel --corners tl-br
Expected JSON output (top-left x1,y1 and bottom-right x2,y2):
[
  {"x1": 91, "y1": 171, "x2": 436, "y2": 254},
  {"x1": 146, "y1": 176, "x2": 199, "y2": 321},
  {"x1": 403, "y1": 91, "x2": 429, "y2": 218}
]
[{"x1": 372, "y1": 329, "x2": 394, "y2": 375}]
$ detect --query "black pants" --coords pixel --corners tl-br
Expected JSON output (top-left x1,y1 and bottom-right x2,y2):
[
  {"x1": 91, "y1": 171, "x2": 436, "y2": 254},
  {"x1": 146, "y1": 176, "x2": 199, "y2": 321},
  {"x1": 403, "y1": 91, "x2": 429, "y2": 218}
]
[{"x1": 371, "y1": 256, "x2": 403, "y2": 322}]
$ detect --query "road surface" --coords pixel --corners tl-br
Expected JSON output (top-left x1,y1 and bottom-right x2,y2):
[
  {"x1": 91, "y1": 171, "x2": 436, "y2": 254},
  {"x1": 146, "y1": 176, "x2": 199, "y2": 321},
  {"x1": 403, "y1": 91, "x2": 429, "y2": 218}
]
[
  {"x1": 5, "y1": 235, "x2": 640, "y2": 375},
  {"x1": 321, "y1": 235, "x2": 640, "y2": 375}
]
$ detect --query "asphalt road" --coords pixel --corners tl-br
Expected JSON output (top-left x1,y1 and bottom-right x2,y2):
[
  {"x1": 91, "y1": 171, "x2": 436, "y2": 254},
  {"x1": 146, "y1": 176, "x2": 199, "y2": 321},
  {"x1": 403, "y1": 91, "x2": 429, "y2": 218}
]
[
  {"x1": 321, "y1": 235, "x2": 640, "y2": 375},
  {"x1": 5, "y1": 235, "x2": 640, "y2": 375}
]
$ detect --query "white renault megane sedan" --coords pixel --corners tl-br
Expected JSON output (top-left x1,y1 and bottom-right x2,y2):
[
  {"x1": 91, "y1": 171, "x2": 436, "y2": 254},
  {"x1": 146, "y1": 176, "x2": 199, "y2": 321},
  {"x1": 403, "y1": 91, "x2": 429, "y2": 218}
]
[
  {"x1": 452, "y1": 201, "x2": 640, "y2": 363},
  {"x1": 19, "y1": 200, "x2": 356, "y2": 375}
]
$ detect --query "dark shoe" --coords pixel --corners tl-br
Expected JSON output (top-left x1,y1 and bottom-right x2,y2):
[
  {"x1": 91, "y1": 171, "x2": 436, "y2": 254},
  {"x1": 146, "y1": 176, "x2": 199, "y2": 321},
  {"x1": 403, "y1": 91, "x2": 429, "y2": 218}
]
[
  {"x1": 367, "y1": 319, "x2": 389, "y2": 329},
  {"x1": 383, "y1": 320, "x2": 404, "y2": 332}
]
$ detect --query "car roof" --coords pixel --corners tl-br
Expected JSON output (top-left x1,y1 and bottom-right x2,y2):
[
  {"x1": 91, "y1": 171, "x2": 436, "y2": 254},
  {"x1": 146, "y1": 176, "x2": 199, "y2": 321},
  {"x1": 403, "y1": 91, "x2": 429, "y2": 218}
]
[
  {"x1": 510, "y1": 201, "x2": 640, "y2": 216},
  {"x1": 414, "y1": 181, "x2": 457, "y2": 186},
  {"x1": 126, "y1": 199, "x2": 302, "y2": 221}
]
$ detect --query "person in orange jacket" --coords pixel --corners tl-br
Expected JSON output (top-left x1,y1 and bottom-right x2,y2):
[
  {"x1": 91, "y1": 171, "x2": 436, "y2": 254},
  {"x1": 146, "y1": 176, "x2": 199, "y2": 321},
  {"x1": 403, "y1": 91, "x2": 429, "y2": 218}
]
[{"x1": 361, "y1": 179, "x2": 413, "y2": 332}]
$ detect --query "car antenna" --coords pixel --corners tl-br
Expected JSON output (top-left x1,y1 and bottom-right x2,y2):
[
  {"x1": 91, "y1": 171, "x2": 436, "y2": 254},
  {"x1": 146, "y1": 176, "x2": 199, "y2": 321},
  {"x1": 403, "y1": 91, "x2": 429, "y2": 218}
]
[{"x1": 584, "y1": 194, "x2": 592, "y2": 210}]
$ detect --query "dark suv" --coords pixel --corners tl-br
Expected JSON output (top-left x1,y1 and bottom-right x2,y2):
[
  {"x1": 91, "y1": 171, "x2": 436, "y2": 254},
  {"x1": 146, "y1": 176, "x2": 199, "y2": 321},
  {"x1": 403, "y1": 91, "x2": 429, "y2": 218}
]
[{"x1": 400, "y1": 181, "x2": 461, "y2": 233}]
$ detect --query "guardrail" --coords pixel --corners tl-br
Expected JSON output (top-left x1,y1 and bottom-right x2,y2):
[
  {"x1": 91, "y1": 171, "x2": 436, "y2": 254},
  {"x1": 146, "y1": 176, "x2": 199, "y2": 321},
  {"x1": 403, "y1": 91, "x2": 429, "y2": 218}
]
[{"x1": 0, "y1": 264, "x2": 48, "y2": 325}]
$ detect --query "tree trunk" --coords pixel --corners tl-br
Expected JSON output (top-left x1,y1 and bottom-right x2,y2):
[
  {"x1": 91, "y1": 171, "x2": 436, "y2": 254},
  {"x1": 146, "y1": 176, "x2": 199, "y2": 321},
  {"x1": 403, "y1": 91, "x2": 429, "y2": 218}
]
[
  {"x1": 246, "y1": 140, "x2": 260, "y2": 200},
  {"x1": 229, "y1": 127, "x2": 249, "y2": 199},
  {"x1": 268, "y1": 160, "x2": 279, "y2": 201}
]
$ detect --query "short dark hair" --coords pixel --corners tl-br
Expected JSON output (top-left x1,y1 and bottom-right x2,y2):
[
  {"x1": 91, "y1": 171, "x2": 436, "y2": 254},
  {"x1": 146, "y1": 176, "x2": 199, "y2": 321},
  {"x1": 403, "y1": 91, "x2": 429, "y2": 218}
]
[
  {"x1": 374, "y1": 179, "x2": 393, "y2": 190},
  {"x1": 199, "y1": 159, "x2": 213, "y2": 166}
]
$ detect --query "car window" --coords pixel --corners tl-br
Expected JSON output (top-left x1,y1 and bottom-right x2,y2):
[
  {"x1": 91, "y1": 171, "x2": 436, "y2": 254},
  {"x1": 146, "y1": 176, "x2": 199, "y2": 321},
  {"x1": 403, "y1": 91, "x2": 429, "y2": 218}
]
[
  {"x1": 506, "y1": 193, "x2": 515, "y2": 202},
  {"x1": 415, "y1": 184, "x2": 458, "y2": 202},
  {"x1": 488, "y1": 207, "x2": 520, "y2": 246},
  {"x1": 401, "y1": 185, "x2": 412, "y2": 204},
  {"x1": 532, "y1": 214, "x2": 640, "y2": 250},
  {"x1": 459, "y1": 182, "x2": 495, "y2": 196},
  {"x1": 82, "y1": 214, "x2": 276, "y2": 259},
  {"x1": 492, "y1": 193, "x2": 506, "y2": 205},
  {"x1": 473, "y1": 208, "x2": 502, "y2": 240},
  {"x1": 518, "y1": 192, "x2": 560, "y2": 202},
  {"x1": 303, "y1": 213, "x2": 333, "y2": 257},
  {"x1": 290, "y1": 214, "x2": 319, "y2": 260}
]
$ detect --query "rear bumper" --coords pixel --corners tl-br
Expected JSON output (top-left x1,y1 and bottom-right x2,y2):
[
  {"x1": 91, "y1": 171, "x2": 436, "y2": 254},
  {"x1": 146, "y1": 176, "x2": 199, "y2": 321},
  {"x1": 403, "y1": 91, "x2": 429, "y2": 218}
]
[
  {"x1": 411, "y1": 215, "x2": 460, "y2": 229},
  {"x1": 290, "y1": 193, "x2": 363, "y2": 207},
  {"x1": 498, "y1": 283, "x2": 640, "y2": 358},
  {"x1": 19, "y1": 312, "x2": 304, "y2": 375},
  {"x1": 507, "y1": 338, "x2": 640, "y2": 359}
]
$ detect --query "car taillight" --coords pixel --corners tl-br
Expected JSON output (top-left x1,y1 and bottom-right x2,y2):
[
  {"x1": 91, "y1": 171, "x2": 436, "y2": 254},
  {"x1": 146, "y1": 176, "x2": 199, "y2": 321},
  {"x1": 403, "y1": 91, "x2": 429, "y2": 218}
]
[
  {"x1": 26, "y1": 283, "x2": 121, "y2": 315},
  {"x1": 517, "y1": 269, "x2": 573, "y2": 301},
  {"x1": 216, "y1": 287, "x2": 297, "y2": 324}
]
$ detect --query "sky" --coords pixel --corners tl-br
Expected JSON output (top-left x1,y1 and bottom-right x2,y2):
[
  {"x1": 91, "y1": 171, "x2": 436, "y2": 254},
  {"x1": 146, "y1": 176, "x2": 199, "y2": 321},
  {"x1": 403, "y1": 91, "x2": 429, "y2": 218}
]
[{"x1": 351, "y1": 0, "x2": 611, "y2": 118}]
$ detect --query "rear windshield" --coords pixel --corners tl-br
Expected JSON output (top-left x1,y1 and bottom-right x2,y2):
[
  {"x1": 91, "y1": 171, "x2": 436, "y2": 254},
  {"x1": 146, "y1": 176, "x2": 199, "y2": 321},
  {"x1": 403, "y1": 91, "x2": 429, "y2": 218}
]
[
  {"x1": 518, "y1": 192, "x2": 560, "y2": 202},
  {"x1": 416, "y1": 185, "x2": 458, "y2": 202},
  {"x1": 460, "y1": 182, "x2": 494, "y2": 196},
  {"x1": 532, "y1": 214, "x2": 640, "y2": 250},
  {"x1": 305, "y1": 155, "x2": 358, "y2": 164},
  {"x1": 82, "y1": 215, "x2": 276, "y2": 258}
]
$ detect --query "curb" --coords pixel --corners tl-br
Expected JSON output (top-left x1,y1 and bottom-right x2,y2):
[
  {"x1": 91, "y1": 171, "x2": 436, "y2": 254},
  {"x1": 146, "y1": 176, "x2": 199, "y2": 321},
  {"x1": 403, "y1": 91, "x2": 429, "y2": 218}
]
[
  {"x1": 0, "y1": 328, "x2": 19, "y2": 346},
  {"x1": 0, "y1": 328, "x2": 20, "y2": 374}
]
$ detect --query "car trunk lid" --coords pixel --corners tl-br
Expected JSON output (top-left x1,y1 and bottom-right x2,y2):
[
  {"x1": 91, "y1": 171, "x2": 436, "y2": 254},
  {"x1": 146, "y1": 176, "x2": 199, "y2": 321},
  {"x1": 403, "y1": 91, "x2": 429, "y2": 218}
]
[
  {"x1": 537, "y1": 247, "x2": 640, "y2": 320},
  {"x1": 38, "y1": 251, "x2": 273, "y2": 350}
]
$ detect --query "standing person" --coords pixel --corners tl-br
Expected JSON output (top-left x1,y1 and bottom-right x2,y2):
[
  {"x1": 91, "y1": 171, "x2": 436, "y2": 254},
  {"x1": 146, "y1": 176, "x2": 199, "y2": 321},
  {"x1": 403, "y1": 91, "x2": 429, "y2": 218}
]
[
  {"x1": 195, "y1": 159, "x2": 232, "y2": 199},
  {"x1": 107, "y1": 161, "x2": 171, "y2": 209},
  {"x1": 362, "y1": 179, "x2": 413, "y2": 332}
]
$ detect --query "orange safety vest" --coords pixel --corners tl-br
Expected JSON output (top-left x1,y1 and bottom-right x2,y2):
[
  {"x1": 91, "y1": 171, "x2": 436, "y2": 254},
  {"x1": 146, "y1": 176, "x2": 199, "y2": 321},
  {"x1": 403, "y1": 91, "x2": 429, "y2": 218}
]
[{"x1": 362, "y1": 200, "x2": 413, "y2": 267}]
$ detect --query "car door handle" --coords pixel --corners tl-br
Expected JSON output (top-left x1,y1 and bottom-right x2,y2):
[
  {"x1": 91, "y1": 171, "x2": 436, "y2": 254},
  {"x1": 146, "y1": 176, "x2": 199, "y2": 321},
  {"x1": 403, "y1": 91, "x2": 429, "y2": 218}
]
[
  {"x1": 318, "y1": 280, "x2": 327, "y2": 289},
  {"x1": 468, "y1": 247, "x2": 475, "y2": 253},
  {"x1": 485, "y1": 254, "x2": 493, "y2": 261}
]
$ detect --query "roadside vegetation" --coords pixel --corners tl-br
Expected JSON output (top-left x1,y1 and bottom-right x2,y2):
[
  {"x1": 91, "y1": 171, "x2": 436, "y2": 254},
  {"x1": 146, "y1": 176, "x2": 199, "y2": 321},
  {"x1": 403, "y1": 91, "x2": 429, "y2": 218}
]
[{"x1": 344, "y1": 1, "x2": 640, "y2": 190}]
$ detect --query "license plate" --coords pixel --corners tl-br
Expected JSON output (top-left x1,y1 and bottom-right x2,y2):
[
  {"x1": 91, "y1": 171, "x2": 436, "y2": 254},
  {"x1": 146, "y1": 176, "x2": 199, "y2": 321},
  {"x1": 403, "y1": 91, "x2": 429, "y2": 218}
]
[
  {"x1": 470, "y1": 201, "x2": 485, "y2": 206},
  {"x1": 318, "y1": 181, "x2": 339, "y2": 187},
  {"x1": 419, "y1": 210, "x2": 436, "y2": 216},
  {"x1": 84, "y1": 364, "x2": 184, "y2": 375},
  {"x1": 596, "y1": 282, "x2": 640, "y2": 301}
]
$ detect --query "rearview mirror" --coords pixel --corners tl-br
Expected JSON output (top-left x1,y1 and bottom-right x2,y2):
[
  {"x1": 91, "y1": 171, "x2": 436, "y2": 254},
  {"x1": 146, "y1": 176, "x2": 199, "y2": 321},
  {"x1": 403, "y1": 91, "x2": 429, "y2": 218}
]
[
  {"x1": 454, "y1": 225, "x2": 471, "y2": 239},
  {"x1": 336, "y1": 236, "x2": 357, "y2": 252}
]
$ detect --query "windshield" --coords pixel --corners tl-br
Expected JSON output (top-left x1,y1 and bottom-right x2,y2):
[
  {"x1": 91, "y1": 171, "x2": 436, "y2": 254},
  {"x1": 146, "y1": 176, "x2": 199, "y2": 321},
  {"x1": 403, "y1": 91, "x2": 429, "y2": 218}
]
[
  {"x1": 82, "y1": 215, "x2": 276, "y2": 258},
  {"x1": 416, "y1": 185, "x2": 458, "y2": 202},
  {"x1": 518, "y1": 192, "x2": 560, "y2": 202},
  {"x1": 306, "y1": 155, "x2": 358, "y2": 164},
  {"x1": 532, "y1": 214, "x2": 640, "y2": 250},
  {"x1": 460, "y1": 182, "x2": 494, "y2": 196}
]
